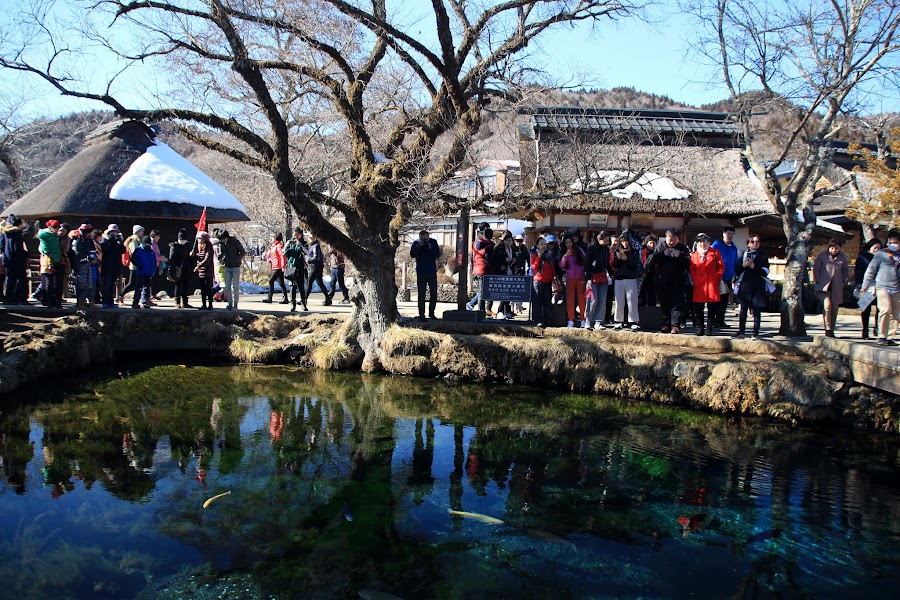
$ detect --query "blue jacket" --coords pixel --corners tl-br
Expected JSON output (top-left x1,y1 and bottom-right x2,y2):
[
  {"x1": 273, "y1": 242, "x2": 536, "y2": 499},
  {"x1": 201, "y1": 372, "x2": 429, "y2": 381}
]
[
  {"x1": 131, "y1": 245, "x2": 157, "y2": 277},
  {"x1": 862, "y1": 249, "x2": 900, "y2": 293},
  {"x1": 711, "y1": 240, "x2": 739, "y2": 281},
  {"x1": 410, "y1": 239, "x2": 441, "y2": 274}
]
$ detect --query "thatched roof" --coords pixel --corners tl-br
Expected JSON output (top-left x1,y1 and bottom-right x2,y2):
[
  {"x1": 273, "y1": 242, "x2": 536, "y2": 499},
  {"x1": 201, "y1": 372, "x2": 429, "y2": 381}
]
[
  {"x1": 515, "y1": 145, "x2": 773, "y2": 216},
  {"x1": 1, "y1": 120, "x2": 249, "y2": 223}
]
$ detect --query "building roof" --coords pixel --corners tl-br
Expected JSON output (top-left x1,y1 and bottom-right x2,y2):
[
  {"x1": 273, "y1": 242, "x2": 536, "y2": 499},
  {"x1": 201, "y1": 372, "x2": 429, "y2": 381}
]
[
  {"x1": 519, "y1": 106, "x2": 742, "y2": 147},
  {"x1": 1, "y1": 120, "x2": 249, "y2": 223},
  {"x1": 515, "y1": 145, "x2": 772, "y2": 216}
]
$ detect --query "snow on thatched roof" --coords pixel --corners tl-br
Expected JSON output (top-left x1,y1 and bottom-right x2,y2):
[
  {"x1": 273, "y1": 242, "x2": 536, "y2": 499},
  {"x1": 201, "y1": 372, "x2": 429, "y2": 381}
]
[
  {"x1": 2, "y1": 120, "x2": 249, "y2": 222},
  {"x1": 520, "y1": 145, "x2": 772, "y2": 216}
]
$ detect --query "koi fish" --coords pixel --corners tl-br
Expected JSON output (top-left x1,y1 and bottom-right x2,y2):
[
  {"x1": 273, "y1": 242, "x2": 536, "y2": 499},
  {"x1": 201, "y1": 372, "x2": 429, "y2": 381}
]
[
  {"x1": 358, "y1": 590, "x2": 403, "y2": 600},
  {"x1": 447, "y1": 509, "x2": 504, "y2": 525},
  {"x1": 202, "y1": 490, "x2": 231, "y2": 508}
]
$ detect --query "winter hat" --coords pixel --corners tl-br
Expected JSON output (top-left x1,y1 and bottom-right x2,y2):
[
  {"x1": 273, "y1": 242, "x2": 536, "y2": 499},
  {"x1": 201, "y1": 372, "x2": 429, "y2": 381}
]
[
  {"x1": 79, "y1": 223, "x2": 93, "y2": 234},
  {"x1": 141, "y1": 235, "x2": 152, "y2": 246},
  {"x1": 177, "y1": 229, "x2": 187, "y2": 242},
  {"x1": 514, "y1": 234, "x2": 524, "y2": 241},
  {"x1": 133, "y1": 225, "x2": 145, "y2": 235},
  {"x1": 545, "y1": 235, "x2": 557, "y2": 244},
  {"x1": 46, "y1": 219, "x2": 60, "y2": 228},
  {"x1": 106, "y1": 224, "x2": 120, "y2": 234}
]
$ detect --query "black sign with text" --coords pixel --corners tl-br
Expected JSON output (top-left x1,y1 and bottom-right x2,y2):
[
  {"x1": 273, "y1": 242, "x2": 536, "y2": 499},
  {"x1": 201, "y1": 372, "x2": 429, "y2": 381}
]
[{"x1": 481, "y1": 275, "x2": 533, "y2": 302}]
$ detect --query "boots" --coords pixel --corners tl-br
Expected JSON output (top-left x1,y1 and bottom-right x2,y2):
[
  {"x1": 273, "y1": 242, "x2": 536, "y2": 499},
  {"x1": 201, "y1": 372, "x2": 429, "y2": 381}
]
[
  {"x1": 261, "y1": 296, "x2": 273, "y2": 303},
  {"x1": 279, "y1": 295, "x2": 289, "y2": 304}
]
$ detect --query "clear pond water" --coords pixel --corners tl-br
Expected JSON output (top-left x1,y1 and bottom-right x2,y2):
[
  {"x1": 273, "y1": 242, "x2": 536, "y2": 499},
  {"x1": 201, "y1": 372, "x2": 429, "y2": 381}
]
[{"x1": 1, "y1": 364, "x2": 899, "y2": 599}]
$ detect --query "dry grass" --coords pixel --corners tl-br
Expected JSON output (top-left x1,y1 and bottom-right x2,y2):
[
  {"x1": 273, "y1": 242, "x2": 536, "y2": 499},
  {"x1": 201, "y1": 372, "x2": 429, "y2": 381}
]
[
  {"x1": 311, "y1": 338, "x2": 359, "y2": 370},
  {"x1": 228, "y1": 338, "x2": 281, "y2": 363}
]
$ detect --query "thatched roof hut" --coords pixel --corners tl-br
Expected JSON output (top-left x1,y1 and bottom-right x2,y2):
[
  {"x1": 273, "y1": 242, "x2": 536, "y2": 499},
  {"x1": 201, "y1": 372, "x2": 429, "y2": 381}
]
[{"x1": 1, "y1": 120, "x2": 249, "y2": 229}]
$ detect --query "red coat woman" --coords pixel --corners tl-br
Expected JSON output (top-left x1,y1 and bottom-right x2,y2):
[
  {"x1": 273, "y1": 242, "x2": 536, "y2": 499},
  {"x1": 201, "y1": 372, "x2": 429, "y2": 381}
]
[
  {"x1": 689, "y1": 234, "x2": 725, "y2": 334},
  {"x1": 690, "y1": 246, "x2": 725, "y2": 302}
]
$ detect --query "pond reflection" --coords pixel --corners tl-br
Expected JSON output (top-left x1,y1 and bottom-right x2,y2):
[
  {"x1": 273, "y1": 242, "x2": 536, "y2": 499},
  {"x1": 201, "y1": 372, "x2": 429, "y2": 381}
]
[{"x1": 0, "y1": 365, "x2": 899, "y2": 599}]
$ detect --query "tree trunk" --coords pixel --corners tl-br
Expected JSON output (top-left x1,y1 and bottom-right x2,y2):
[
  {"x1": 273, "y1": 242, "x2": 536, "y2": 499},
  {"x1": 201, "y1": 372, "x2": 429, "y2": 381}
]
[
  {"x1": 344, "y1": 248, "x2": 399, "y2": 372},
  {"x1": 283, "y1": 199, "x2": 293, "y2": 241},
  {"x1": 779, "y1": 224, "x2": 812, "y2": 337}
]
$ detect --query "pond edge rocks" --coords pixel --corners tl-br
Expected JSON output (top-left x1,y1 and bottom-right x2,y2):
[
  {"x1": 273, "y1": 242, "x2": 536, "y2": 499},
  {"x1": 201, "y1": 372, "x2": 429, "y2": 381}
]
[{"x1": 1, "y1": 310, "x2": 897, "y2": 434}]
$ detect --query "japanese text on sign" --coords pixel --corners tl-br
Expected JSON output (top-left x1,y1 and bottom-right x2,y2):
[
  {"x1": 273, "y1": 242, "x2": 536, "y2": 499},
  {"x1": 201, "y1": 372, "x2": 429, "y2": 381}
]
[{"x1": 481, "y1": 275, "x2": 533, "y2": 302}]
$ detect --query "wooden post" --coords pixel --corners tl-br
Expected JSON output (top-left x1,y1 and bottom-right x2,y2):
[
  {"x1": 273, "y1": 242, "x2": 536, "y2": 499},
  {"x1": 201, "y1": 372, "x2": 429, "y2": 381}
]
[{"x1": 457, "y1": 208, "x2": 469, "y2": 310}]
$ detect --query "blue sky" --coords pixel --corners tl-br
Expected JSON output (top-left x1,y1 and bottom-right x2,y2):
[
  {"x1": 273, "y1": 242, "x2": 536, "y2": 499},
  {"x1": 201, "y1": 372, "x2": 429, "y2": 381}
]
[{"x1": 0, "y1": 2, "x2": 736, "y2": 120}]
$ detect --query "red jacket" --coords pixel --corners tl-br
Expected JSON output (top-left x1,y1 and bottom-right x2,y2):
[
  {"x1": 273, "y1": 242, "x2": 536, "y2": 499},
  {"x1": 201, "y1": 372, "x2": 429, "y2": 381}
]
[
  {"x1": 689, "y1": 248, "x2": 725, "y2": 303},
  {"x1": 472, "y1": 238, "x2": 494, "y2": 275},
  {"x1": 531, "y1": 251, "x2": 556, "y2": 283},
  {"x1": 266, "y1": 241, "x2": 286, "y2": 270}
]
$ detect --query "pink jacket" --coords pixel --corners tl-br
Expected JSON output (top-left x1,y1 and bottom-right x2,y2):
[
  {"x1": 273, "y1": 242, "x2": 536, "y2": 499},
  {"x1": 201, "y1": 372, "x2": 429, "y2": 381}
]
[
  {"x1": 559, "y1": 248, "x2": 586, "y2": 280},
  {"x1": 266, "y1": 241, "x2": 286, "y2": 270}
]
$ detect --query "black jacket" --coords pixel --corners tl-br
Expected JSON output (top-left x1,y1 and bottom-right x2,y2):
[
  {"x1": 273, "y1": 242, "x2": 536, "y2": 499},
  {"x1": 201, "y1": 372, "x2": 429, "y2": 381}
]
[
  {"x1": 219, "y1": 238, "x2": 246, "y2": 268},
  {"x1": 645, "y1": 242, "x2": 691, "y2": 286},
  {"x1": 612, "y1": 248, "x2": 642, "y2": 280},
  {"x1": 99, "y1": 235, "x2": 126, "y2": 275},
  {"x1": 168, "y1": 241, "x2": 195, "y2": 274},
  {"x1": 585, "y1": 242, "x2": 611, "y2": 279},
  {"x1": 735, "y1": 249, "x2": 770, "y2": 308},
  {"x1": 0, "y1": 223, "x2": 27, "y2": 271}
]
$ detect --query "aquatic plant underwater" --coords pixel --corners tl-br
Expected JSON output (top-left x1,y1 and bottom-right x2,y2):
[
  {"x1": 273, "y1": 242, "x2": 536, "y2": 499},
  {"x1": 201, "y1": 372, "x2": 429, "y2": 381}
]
[{"x1": 0, "y1": 365, "x2": 898, "y2": 599}]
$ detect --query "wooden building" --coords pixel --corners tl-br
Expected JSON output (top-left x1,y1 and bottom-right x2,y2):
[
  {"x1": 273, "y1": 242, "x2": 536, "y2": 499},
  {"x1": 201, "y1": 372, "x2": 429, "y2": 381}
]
[{"x1": 512, "y1": 106, "x2": 847, "y2": 257}]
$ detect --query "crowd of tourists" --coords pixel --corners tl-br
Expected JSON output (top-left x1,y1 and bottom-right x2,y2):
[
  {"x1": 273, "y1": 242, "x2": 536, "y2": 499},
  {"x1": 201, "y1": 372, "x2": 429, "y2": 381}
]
[
  {"x1": 0, "y1": 216, "x2": 351, "y2": 314},
  {"x1": 443, "y1": 223, "x2": 900, "y2": 345}
]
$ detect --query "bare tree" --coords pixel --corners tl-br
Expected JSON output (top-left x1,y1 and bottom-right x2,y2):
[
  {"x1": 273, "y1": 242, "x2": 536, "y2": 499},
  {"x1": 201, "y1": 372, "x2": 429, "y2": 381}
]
[
  {"x1": 689, "y1": 0, "x2": 900, "y2": 336},
  {"x1": 1, "y1": 0, "x2": 648, "y2": 368}
]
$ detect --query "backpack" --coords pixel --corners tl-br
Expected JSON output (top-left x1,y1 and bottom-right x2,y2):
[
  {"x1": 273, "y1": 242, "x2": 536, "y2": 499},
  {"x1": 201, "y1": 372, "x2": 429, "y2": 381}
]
[{"x1": 121, "y1": 243, "x2": 131, "y2": 267}]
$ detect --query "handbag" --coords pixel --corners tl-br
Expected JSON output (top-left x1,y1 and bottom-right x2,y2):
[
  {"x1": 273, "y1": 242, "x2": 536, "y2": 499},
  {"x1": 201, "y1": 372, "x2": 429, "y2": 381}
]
[
  {"x1": 284, "y1": 264, "x2": 296, "y2": 278},
  {"x1": 719, "y1": 279, "x2": 729, "y2": 295},
  {"x1": 732, "y1": 272, "x2": 744, "y2": 296},
  {"x1": 763, "y1": 277, "x2": 776, "y2": 294},
  {"x1": 167, "y1": 264, "x2": 183, "y2": 282}
]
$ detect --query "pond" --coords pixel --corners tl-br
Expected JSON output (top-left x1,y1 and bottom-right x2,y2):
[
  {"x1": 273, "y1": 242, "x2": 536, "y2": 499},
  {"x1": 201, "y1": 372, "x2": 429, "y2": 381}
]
[{"x1": 0, "y1": 364, "x2": 899, "y2": 599}]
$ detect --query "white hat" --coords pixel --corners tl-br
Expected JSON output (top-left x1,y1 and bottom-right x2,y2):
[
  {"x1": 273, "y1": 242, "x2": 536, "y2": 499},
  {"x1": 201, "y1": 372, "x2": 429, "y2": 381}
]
[
  {"x1": 514, "y1": 234, "x2": 524, "y2": 240},
  {"x1": 133, "y1": 224, "x2": 144, "y2": 235},
  {"x1": 106, "y1": 224, "x2": 120, "y2": 233}
]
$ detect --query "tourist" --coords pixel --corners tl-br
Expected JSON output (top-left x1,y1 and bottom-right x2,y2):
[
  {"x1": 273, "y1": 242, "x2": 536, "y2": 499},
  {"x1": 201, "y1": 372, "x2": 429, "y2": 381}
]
[
  {"x1": 411, "y1": 229, "x2": 441, "y2": 322},
  {"x1": 559, "y1": 235, "x2": 587, "y2": 327},
  {"x1": 305, "y1": 235, "x2": 332, "y2": 306},
  {"x1": 119, "y1": 225, "x2": 144, "y2": 305},
  {"x1": 491, "y1": 232, "x2": 516, "y2": 320},
  {"x1": 860, "y1": 229, "x2": 900, "y2": 346},
  {"x1": 734, "y1": 235, "x2": 769, "y2": 339},
  {"x1": 130, "y1": 236, "x2": 156, "y2": 309},
  {"x1": 611, "y1": 235, "x2": 642, "y2": 331},
  {"x1": 855, "y1": 238, "x2": 882, "y2": 339},
  {"x1": 168, "y1": 229, "x2": 194, "y2": 309},
  {"x1": 545, "y1": 234, "x2": 564, "y2": 305},
  {"x1": 585, "y1": 231, "x2": 611, "y2": 330},
  {"x1": 813, "y1": 238, "x2": 849, "y2": 338},
  {"x1": 192, "y1": 232, "x2": 215, "y2": 310},
  {"x1": 466, "y1": 224, "x2": 495, "y2": 313},
  {"x1": 99, "y1": 225, "x2": 125, "y2": 309},
  {"x1": 37, "y1": 219, "x2": 63, "y2": 308},
  {"x1": 262, "y1": 232, "x2": 289, "y2": 304},
  {"x1": 91, "y1": 229, "x2": 104, "y2": 305},
  {"x1": 148, "y1": 229, "x2": 167, "y2": 304},
  {"x1": 58, "y1": 223, "x2": 72, "y2": 299},
  {"x1": 530, "y1": 237, "x2": 555, "y2": 327},
  {"x1": 606, "y1": 233, "x2": 618, "y2": 323},
  {"x1": 327, "y1": 246, "x2": 350, "y2": 304},
  {"x1": 72, "y1": 224, "x2": 98, "y2": 310},
  {"x1": 283, "y1": 227, "x2": 308, "y2": 312},
  {"x1": 645, "y1": 229, "x2": 690, "y2": 334},
  {"x1": 217, "y1": 230, "x2": 246, "y2": 310},
  {"x1": 711, "y1": 226, "x2": 739, "y2": 328},
  {"x1": 1, "y1": 216, "x2": 28, "y2": 305},
  {"x1": 512, "y1": 234, "x2": 529, "y2": 313},
  {"x1": 639, "y1": 234, "x2": 658, "y2": 307},
  {"x1": 689, "y1": 233, "x2": 725, "y2": 336}
]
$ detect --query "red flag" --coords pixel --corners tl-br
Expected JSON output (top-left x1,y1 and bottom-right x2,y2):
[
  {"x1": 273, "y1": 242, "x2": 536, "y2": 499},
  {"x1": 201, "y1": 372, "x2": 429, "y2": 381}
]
[{"x1": 194, "y1": 207, "x2": 207, "y2": 232}]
